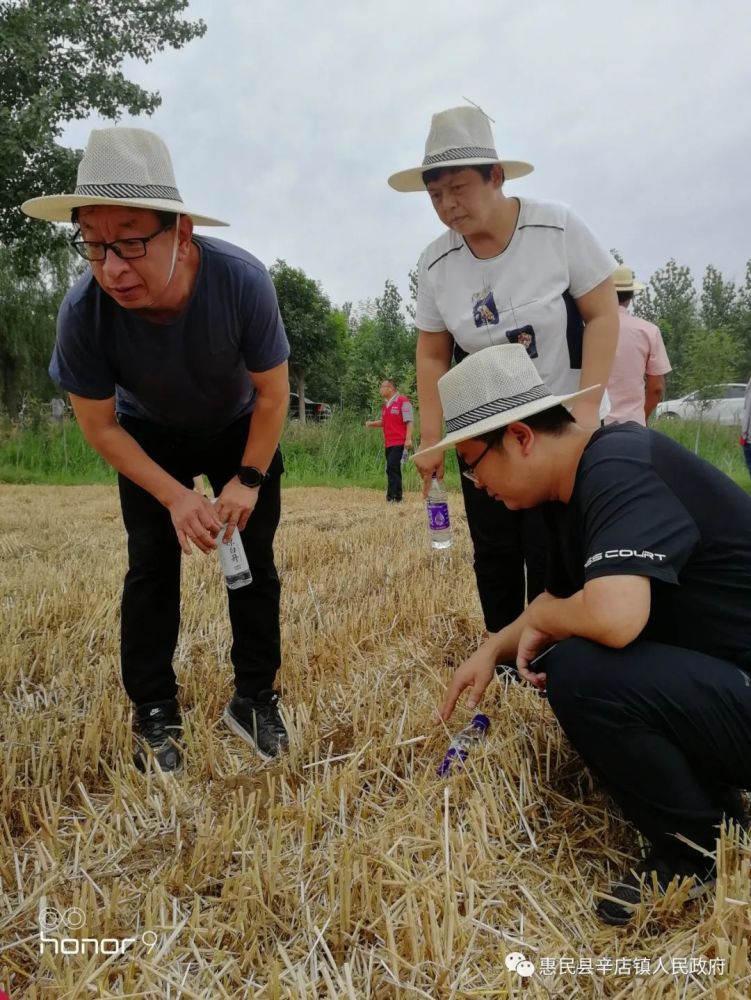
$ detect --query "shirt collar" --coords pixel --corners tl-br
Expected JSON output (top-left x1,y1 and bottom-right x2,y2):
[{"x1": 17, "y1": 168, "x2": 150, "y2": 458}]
[{"x1": 385, "y1": 393, "x2": 399, "y2": 406}]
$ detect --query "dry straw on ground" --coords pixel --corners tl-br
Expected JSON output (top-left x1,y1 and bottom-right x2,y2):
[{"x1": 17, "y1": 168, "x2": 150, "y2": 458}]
[{"x1": 1, "y1": 484, "x2": 749, "y2": 999}]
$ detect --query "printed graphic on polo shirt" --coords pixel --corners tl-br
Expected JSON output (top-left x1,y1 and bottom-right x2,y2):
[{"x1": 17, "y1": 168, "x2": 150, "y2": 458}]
[
  {"x1": 505, "y1": 324, "x2": 538, "y2": 359},
  {"x1": 472, "y1": 286, "x2": 500, "y2": 328}
]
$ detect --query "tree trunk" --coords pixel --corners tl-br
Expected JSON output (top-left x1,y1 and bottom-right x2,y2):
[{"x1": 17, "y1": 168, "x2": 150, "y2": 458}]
[{"x1": 297, "y1": 369, "x2": 306, "y2": 424}]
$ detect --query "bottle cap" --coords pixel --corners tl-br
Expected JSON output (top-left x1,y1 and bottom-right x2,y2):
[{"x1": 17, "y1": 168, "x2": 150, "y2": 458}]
[{"x1": 471, "y1": 713, "x2": 490, "y2": 732}]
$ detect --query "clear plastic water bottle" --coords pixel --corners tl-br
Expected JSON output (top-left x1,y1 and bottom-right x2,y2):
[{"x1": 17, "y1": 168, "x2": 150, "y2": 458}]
[
  {"x1": 212, "y1": 501, "x2": 252, "y2": 589},
  {"x1": 437, "y1": 714, "x2": 490, "y2": 776},
  {"x1": 401, "y1": 447, "x2": 409, "y2": 465},
  {"x1": 427, "y1": 475, "x2": 452, "y2": 550}
]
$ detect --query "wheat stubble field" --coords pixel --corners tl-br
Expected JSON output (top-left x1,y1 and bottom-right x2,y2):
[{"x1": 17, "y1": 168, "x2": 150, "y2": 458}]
[{"x1": 1, "y1": 484, "x2": 749, "y2": 999}]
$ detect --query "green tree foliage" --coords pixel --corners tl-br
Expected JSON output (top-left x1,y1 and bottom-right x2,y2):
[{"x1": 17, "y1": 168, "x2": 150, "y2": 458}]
[
  {"x1": 343, "y1": 280, "x2": 416, "y2": 413},
  {"x1": 0, "y1": 0, "x2": 206, "y2": 265},
  {"x1": 679, "y1": 326, "x2": 743, "y2": 453},
  {"x1": 635, "y1": 259, "x2": 697, "y2": 383},
  {"x1": 304, "y1": 308, "x2": 349, "y2": 407},
  {"x1": 700, "y1": 264, "x2": 737, "y2": 332},
  {"x1": 406, "y1": 266, "x2": 418, "y2": 323},
  {"x1": 0, "y1": 244, "x2": 81, "y2": 415},
  {"x1": 680, "y1": 328, "x2": 742, "y2": 398},
  {"x1": 270, "y1": 259, "x2": 340, "y2": 423},
  {"x1": 633, "y1": 258, "x2": 750, "y2": 399},
  {"x1": 375, "y1": 279, "x2": 405, "y2": 341},
  {"x1": 723, "y1": 261, "x2": 751, "y2": 378}
]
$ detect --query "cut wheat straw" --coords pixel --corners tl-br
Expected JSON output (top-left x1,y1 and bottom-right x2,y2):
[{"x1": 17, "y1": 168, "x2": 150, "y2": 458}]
[{"x1": 1, "y1": 485, "x2": 749, "y2": 998}]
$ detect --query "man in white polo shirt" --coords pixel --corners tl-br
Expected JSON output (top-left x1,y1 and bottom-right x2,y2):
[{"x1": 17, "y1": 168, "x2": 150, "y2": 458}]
[
  {"x1": 389, "y1": 105, "x2": 618, "y2": 638},
  {"x1": 606, "y1": 265, "x2": 671, "y2": 425}
]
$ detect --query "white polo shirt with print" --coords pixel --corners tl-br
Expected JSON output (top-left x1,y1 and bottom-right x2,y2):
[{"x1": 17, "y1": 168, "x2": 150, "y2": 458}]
[{"x1": 416, "y1": 197, "x2": 616, "y2": 400}]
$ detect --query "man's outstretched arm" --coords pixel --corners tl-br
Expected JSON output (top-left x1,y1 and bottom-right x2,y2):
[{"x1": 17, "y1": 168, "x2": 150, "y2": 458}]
[
  {"x1": 440, "y1": 576, "x2": 651, "y2": 716},
  {"x1": 438, "y1": 592, "x2": 557, "y2": 720}
]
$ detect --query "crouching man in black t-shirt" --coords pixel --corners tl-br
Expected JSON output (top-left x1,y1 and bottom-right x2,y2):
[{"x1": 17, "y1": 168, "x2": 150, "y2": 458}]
[{"x1": 417, "y1": 343, "x2": 751, "y2": 926}]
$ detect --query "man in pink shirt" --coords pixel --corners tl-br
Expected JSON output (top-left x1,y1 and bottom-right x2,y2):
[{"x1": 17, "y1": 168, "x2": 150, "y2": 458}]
[{"x1": 606, "y1": 265, "x2": 671, "y2": 425}]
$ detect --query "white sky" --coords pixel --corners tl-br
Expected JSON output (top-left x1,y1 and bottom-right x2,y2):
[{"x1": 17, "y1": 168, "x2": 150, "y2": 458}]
[{"x1": 61, "y1": 0, "x2": 751, "y2": 310}]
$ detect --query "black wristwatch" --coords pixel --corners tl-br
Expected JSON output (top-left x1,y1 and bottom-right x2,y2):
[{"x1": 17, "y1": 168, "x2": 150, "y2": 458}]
[{"x1": 237, "y1": 465, "x2": 266, "y2": 488}]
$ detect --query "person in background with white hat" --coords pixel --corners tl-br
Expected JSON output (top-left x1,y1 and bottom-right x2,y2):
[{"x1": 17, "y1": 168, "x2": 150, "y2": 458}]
[
  {"x1": 425, "y1": 343, "x2": 751, "y2": 926},
  {"x1": 605, "y1": 264, "x2": 671, "y2": 425},
  {"x1": 22, "y1": 127, "x2": 291, "y2": 772},
  {"x1": 389, "y1": 106, "x2": 619, "y2": 640}
]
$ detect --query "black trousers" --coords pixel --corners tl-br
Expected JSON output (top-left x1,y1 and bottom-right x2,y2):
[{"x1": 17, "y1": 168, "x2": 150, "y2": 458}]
[
  {"x1": 545, "y1": 637, "x2": 751, "y2": 862},
  {"x1": 459, "y1": 468, "x2": 547, "y2": 632},
  {"x1": 385, "y1": 445, "x2": 404, "y2": 501},
  {"x1": 117, "y1": 413, "x2": 283, "y2": 708}
]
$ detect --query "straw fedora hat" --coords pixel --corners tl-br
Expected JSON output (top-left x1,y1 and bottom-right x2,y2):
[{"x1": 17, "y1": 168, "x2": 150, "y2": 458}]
[
  {"x1": 413, "y1": 344, "x2": 599, "y2": 460},
  {"x1": 388, "y1": 106, "x2": 533, "y2": 193},
  {"x1": 613, "y1": 264, "x2": 645, "y2": 293},
  {"x1": 22, "y1": 127, "x2": 227, "y2": 226}
]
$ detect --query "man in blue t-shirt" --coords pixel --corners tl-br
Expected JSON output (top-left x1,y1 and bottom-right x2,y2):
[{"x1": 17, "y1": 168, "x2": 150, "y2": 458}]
[
  {"x1": 419, "y1": 344, "x2": 751, "y2": 926},
  {"x1": 22, "y1": 127, "x2": 292, "y2": 771}
]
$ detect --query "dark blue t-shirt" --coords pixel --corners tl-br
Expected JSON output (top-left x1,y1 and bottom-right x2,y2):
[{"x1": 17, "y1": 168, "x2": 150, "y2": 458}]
[
  {"x1": 50, "y1": 236, "x2": 290, "y2": 430},
  {"x1": 543, "y1": 423, "x2": 751, "y2": 669}
]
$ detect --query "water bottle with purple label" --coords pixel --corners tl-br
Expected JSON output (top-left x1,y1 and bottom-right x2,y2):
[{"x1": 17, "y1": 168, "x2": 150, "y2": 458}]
[
  {"x1": 437, "y1": 713, "x2": 490, "y2": 776},
  {"x1": 427, "y1": 474, "x2": 452, "y2": 550}
]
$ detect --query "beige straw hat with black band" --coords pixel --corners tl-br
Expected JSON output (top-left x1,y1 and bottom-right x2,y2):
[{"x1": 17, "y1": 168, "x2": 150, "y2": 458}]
[
  {"x1": 22, "y1": 127, "x2": 227, "y2": 226},
  {"x1": 413, "y1": 344, "x2": 599, "y2": 460},
  {"x1": 613, "y1": 264, "x2": 645, "y2": 293},
  {"x1": 388, "y1": 106, "x2": 533, "y2": 193}
]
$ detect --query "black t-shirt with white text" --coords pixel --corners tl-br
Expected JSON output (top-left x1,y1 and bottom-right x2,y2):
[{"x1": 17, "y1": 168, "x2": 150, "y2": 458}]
[{"x1": 543, "y1": 423, "x2": 751, "y2": 669}]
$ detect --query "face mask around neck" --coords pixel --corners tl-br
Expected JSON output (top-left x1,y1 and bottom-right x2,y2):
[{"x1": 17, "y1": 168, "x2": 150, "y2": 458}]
[{"x1": 164, "y1": 212, "x2": 180, "y2": 288}]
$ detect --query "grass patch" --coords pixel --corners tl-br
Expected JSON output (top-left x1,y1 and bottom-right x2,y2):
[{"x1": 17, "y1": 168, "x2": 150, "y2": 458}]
[
  {"x1": 0, "y1": 418, "x2": 113, "y2": 484},
  {"x1": 0, "y1": 412, "x2": 748, "y2": 492},
  {"x1": 651, "y1": 416, "x2": 749, "y2": 489}
]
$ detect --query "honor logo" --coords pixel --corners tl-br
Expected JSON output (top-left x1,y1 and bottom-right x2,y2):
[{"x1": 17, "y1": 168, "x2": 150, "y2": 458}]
[{"x1": 38, "y1": 905, "x2": 159, "y2": 957}]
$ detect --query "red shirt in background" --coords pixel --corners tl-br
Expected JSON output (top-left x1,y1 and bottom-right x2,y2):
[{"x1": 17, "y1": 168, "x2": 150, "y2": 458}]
[{"x1": 381, "y1": 394, "x2": 413, "y2": 447}]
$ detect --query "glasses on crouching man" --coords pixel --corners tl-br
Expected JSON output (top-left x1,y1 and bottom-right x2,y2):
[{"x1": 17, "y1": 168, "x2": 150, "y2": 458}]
[{"x1": 461, "y1": 441, "x2": 493, "y2": 485}]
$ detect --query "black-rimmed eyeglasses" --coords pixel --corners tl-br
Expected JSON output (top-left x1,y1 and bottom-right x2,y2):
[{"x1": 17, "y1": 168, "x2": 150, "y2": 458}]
[
  {"x1": 461, "y1": 441, "x2": 494, "y2": 485},
  {"x1": 70, "y1": 223, "x2": 173, "y2": 262}
]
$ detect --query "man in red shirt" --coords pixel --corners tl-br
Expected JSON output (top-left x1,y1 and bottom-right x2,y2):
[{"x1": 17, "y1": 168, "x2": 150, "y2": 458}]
[{"x1": 366, "y1": 378, "x2": 414, "y2": 502}]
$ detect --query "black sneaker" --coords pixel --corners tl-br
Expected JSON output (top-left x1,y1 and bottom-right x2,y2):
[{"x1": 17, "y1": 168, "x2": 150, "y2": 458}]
[
  {"x1": 133, "y1": 700, "x2": 183, "y2": 774},
  {"x1": 223, "y1": 690, "x2": 288, "y2": 761},
  {"x1": 596, "y1": 852, "x2": 715, "y2": 926}
]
